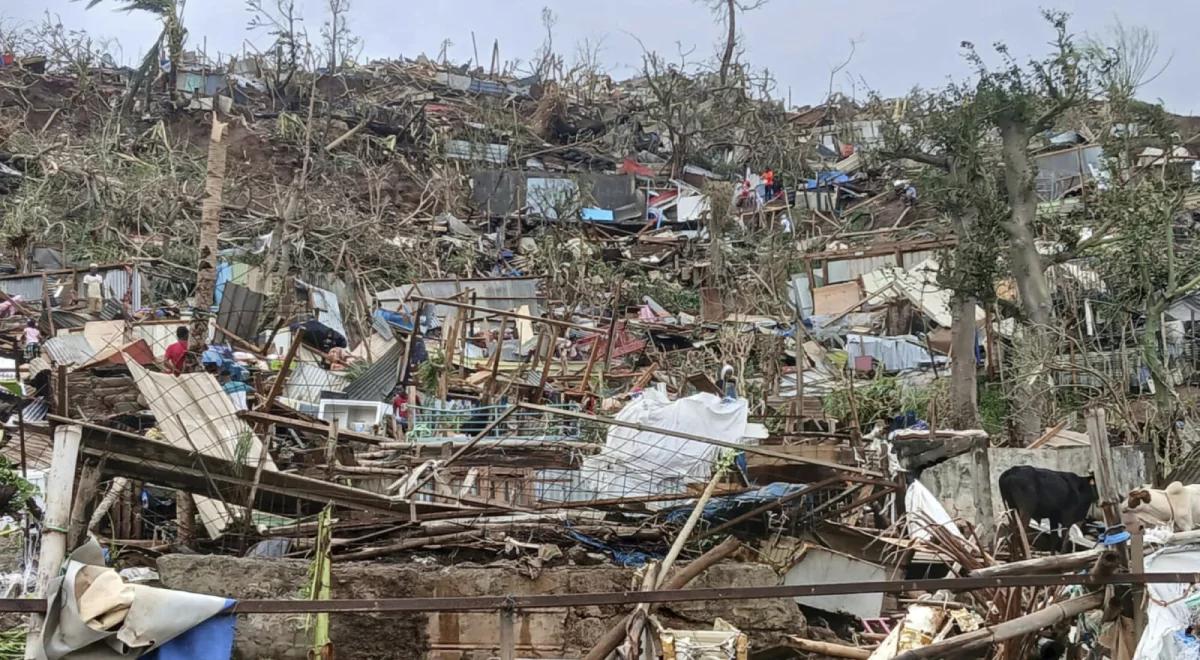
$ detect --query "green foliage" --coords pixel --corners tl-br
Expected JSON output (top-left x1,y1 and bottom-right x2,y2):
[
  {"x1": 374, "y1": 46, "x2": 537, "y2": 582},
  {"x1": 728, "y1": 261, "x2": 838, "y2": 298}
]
[
  {"x1": 821, "y1": 376, "x2": 949, "y2": 428},
  {"x1": 0, "y1": 625, "x2": 25, "y2": 658},
  {"x1": 0, "y1": 461, "x2": 37, "y2": 516},
  {"x1": 977, "y1": 381, "x2": 1010, "y2": 437}
]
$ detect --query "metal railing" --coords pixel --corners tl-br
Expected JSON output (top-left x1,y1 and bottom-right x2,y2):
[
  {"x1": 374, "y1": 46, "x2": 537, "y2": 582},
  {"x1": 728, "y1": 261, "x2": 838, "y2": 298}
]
[{"x1": 408, "y1": 402, "x2": 584, "y2": 443}]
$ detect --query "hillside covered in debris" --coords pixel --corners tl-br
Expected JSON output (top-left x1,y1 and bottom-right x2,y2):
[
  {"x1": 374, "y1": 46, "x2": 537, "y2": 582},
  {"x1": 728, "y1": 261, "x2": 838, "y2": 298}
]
[{"x1": 2, "y1": 5, "x2": 1200, "y2": 660}]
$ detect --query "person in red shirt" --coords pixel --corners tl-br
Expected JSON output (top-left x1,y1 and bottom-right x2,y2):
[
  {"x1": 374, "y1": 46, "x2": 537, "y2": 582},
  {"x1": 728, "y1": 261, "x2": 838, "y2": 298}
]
[
  {"x1": 164, "y1": 326, "x2": 189, "y2": 375},
  {"x1": 392, "y1": 389, "x2": 410, "y2": 435}
]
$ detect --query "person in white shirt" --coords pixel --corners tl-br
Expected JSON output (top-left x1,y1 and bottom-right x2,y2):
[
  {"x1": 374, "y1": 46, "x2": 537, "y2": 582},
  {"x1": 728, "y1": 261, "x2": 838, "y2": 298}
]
[{"x1": 82, "y1": 264, "x2": 105, "y2": 315}]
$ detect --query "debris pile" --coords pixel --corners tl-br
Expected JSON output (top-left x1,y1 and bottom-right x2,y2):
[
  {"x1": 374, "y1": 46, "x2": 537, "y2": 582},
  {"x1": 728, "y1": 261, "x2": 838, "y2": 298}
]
[{"x1": 2, "y1": 12, "x2": 1200, "y2": 659}]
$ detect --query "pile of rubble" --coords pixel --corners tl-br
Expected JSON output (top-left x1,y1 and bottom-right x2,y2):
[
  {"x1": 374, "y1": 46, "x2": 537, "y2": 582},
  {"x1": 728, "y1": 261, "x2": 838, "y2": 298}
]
[{"x1": 3, "y1": 25, "x2": 1200, "y2": 660}]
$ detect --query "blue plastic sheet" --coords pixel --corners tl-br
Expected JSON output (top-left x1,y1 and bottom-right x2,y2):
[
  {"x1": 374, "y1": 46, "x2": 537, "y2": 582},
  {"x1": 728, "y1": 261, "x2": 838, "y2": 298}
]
[
  {"x1": 144, "y1": 599, "x2": 237, "y2": 660},
  {"x1": 664, "y1": 482, "x2": 810, "y2": 526},
  {"x1": 564, "y1": 526, "x2": 658, "y2": 567}
]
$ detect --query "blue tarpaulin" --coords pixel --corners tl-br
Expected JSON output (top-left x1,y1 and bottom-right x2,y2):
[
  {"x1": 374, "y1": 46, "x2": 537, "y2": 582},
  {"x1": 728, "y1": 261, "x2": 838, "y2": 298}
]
[
  {"x1": 803, "y1": 171, "x2": 851, "y2": 190},
  {"x1": 664, "y1": 482, "x2": 811, "y2": 526},
  {"x1": 581, "y1": 207, "x2": 615, "y2": 222},
  {"x1": 145, "y1": 600, "x2": 237, "y2": 660},
  {"x1": 564, "y1": 526, "x2": 658, "y2": 567}
]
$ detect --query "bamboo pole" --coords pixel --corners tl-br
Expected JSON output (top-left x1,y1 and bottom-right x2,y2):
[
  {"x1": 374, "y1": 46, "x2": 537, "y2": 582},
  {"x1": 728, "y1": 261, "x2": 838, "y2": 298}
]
[
  {"x1": 586, "y1": 468, "x2": 730, "y2": 660},
  {"x1": 582, "y1": 536, "x2": 742, "y2": 660},
  {"x1": 966, "y1": 547, "x2": 1103, "y2": 577},
  {"x1": 893, "y1": 592, "x2": 1103, "y2": 659},
  {"x1": 788, "y1": 637, "x2": 871, "y2": 659},
  {"x1": 25, "y1": 425, "x2": 82, "y2": 659},
  {"x1": 88, "y1": 477, "x2": 129, "y2": 532}
]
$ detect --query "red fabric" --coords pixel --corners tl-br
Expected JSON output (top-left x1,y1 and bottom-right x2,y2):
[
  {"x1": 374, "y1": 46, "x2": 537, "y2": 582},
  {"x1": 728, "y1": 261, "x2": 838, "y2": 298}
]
[
  {"x1": 164, "y1": 340, "x2": 188, "y2": 374},
  {"x1": 393, "y1": 393, "x2": 409, "y2": 416}
]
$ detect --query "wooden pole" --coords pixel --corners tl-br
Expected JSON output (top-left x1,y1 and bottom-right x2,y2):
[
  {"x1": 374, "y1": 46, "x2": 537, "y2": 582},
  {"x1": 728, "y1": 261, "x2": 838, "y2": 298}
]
[
  {"x1": 966, "y1": 548, "x2": 1103, "y2": 578},
  {"x1": 498, "y1": 607, "x2": 515, "y2": 660},
  {"x1": 787, "y1": 637, "x2": 870, "y2": 659},
  {"x1": 893, "y1": 592, "x2": 1103, "y2": 659},
  {"x1": 67, "y1": 460, "x2": 101, "y2": 549},
  {"x1": 1132, "y1": 526, "x2": 1146, "y2": 644},
  {"x1": 258, "y1": 328, "x2": 304, "y2": 413},
  {"x1": 583, "y1": 536, "x2": 741, "y2": 660},
  {"x1": 188, "y1": 114, "x2": 229, "y2": 369},
  {"x1": 1087, "y1": 408, "x2": 1121, "y2": 530},
  {"x1": 25, "y1": 425, "x2": 83, "y2": 659}
]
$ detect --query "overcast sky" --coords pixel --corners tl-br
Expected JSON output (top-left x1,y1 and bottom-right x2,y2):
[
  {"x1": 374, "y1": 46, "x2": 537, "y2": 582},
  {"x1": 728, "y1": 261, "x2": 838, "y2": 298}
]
[{"x1": 4, "y1": 0, "x2": 1198, "y2": 113}]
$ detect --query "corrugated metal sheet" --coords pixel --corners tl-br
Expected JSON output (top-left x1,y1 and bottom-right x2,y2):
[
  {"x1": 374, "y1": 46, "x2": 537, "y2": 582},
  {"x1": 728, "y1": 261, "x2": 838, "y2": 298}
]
[
  {"x1": 50, "y1": 310, "x2": 88, "y2": 329},
  {"x1": 303, "y1": 282, "x2": 346, "y2": 338},
  {"x1": 826, "y1": 254, "x2": 897, "y2": 284},
  {"x1": 0, "y1": 275, "x2": 46, "y2": 300},
  {"x1": 42, "y1": 335, "x2": 98, "y2": 367},
  {"x1": 445, "y1": 139, "x2": 509, "y2": 164},
  {"x1": 375, "y1": 277, "x2": 542, "y2": 320},
  {"x1": 99, "y1": 299, "x2": 124, "y2": 320},
  {"x1": 0, "y1": 266, "x2": 142, "y2": 309},
  {"x1": 215, "y1": 282, "x2": 265, "y2": 344},
  {"x1": 285, "y1": 362, "x2": 349, "y2": 404},
  {"x1": 343, "y1": 340, "x2": 404, "y2": 402}
]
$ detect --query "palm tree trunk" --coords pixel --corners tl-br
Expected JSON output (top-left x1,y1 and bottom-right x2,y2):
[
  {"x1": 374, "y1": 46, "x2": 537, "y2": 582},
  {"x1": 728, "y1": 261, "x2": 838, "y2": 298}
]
[{"x1": 189, "y1": 115, "x2": 228, "y2": 363}]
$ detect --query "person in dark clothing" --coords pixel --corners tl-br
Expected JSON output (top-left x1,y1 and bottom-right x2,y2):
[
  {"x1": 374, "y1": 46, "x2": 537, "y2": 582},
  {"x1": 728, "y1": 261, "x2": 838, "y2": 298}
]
[{"x1": 289, "y1": 319, "x2": 347, "y2": 352}]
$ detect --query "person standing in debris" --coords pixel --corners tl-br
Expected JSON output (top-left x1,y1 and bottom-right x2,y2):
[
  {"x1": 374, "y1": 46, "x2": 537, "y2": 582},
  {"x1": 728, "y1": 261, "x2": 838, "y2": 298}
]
[
  {"x1": 903, "y1": 184, "x2": 918, "y2": 207},
  {"x1": 82, "y1": 264, "x2": 106, "y2": 315},
  {"x1": 762, "y1": 169, "x2": 777, "y2": 201},
  {"x1": 22, "y1": 320, "x2": 41, "y2": 360},
  {"x1": 164, "y1": 326, "x2": 189, "y2": 375},
  {"x1": 392, "y1": 388, "x2": 410, "y2": 436}
]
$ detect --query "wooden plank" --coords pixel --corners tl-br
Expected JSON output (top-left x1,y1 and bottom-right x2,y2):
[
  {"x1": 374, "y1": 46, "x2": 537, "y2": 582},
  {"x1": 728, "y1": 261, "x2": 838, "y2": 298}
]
[
  {"x1": 238, "y1": 410, "x2": 386, "y2": 445},
  {"x1": 811, "y1": 281, "x2": 863, "y2": 316},
  {"x1": 53, "y1": 416, "x2": 467, "y2": 519}
]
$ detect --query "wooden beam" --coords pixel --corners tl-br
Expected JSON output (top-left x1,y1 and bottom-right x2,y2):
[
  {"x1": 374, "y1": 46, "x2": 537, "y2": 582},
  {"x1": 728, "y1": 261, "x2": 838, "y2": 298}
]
[
  {"x1": 50, "y1": 415, "x2": 467, "y2": 519},
  {"x1": 238, "y1": 410, "x2": 386, "y2": 446},
  {"x1": 258, "y1": 328, "x2": 303, "y2": 413}
]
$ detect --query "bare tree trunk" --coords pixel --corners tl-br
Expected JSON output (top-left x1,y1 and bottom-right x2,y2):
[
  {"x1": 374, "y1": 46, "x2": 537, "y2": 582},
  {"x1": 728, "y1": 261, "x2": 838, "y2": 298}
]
[
  {"x1": 165, "y1": 9, "x2": 183, "y2": 104},
  {"x1": 188, "y1": 115, "x2": 229, "y2": 365},
  {"x1": 946, "y1": 163, "x2": 981, "y2": 430},
  {"x1": 719, "y1": 0, "x2": 736, "y2": 85},
  {"x1": 120, "y1": 33, "x2": 163, "y2": 117},
  {"x1": 949, "y1": 295, "x2": 980, "y2": 429},
  {"x1": 999, "y1": 119, "x2": 1054, "y2": 440}
]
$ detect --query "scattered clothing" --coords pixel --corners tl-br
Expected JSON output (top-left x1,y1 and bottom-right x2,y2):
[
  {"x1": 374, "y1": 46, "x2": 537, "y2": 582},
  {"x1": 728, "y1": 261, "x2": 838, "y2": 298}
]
[
  {"x1": 222, "y1": 380, "x2": 251, "y2": 411},
  {"x1": 0, "y1": 295, "x2": 21, "y2": 318}
]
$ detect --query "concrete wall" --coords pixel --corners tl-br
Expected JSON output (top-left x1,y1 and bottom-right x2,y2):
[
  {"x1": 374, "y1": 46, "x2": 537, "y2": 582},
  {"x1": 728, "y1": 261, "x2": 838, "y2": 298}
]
[
  {"x1": 157, "y1": 555, "x2": 806, "y2": 660},
  {"x1": 920, "y1": 445, "x2": 1153, "y2": 543}
]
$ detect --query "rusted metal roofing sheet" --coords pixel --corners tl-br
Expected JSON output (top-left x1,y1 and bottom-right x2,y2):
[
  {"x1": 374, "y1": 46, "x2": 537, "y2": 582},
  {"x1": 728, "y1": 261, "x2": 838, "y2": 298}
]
[{"x1": 214, "y1": 282, "x2": 265, "y2": 345}]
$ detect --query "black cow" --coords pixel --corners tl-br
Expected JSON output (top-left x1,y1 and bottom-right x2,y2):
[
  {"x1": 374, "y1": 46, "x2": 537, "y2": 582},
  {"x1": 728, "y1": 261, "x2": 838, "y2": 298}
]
[{"x1": 998, "y1": 466, "x2": 1097, "y2": 553}]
